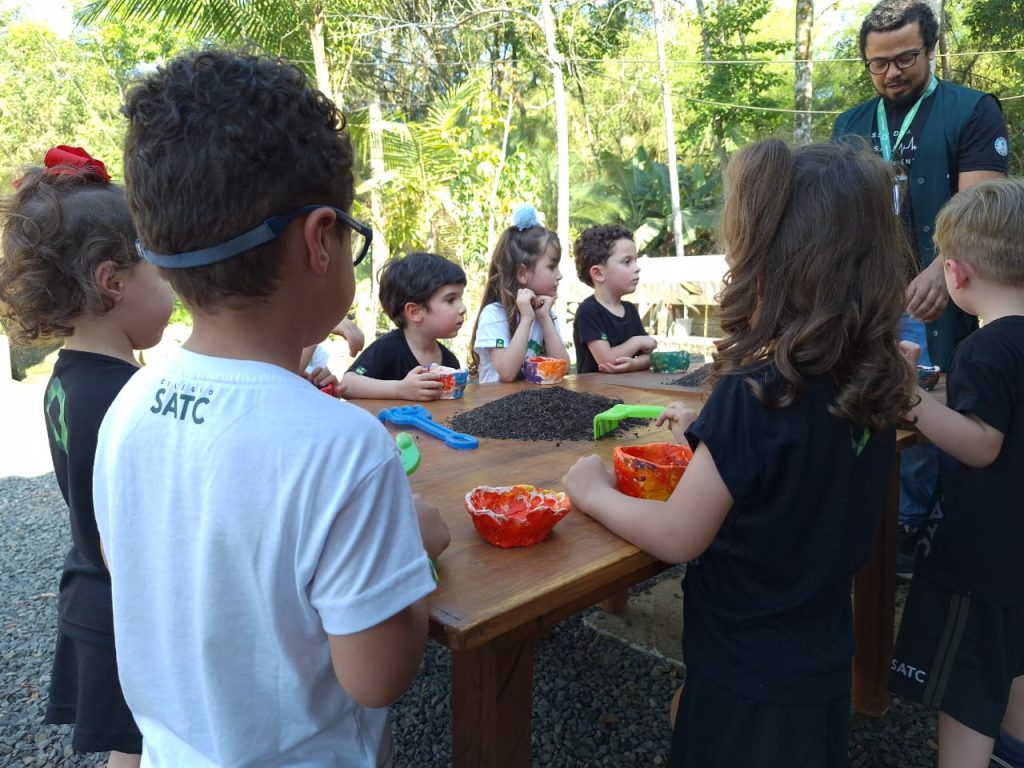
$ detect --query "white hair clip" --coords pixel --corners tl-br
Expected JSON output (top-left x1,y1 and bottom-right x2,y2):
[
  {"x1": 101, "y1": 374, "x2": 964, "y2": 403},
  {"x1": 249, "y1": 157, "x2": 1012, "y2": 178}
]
[{"x1": 512, "y1": 203, "x2": 541, "y2": 231}]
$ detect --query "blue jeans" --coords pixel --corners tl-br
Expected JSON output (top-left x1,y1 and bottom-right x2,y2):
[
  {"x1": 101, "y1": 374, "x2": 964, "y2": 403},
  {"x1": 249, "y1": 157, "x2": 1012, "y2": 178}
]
[{"x1": 899, "y1": 314, "x2": 937, "y2": 529}]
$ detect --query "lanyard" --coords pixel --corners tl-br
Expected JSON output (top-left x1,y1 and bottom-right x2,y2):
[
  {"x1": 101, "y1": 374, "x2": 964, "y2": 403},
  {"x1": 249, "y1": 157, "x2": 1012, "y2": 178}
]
[{"x1": 877, "y1": 76, "x2": 937, "y2": 161}]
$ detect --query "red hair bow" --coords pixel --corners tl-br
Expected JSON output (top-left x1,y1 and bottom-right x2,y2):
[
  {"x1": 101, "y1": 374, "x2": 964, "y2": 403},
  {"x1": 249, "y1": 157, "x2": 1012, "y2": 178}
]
[{"x1": 42, "y1": 145, "x2": 110, "y2": 181}]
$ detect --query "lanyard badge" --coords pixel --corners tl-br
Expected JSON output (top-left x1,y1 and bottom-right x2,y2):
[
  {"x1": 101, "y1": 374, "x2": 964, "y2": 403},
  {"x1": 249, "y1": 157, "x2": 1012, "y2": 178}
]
[{"x1": 877, "y1": 76, "x2": 937, "y2": 214}]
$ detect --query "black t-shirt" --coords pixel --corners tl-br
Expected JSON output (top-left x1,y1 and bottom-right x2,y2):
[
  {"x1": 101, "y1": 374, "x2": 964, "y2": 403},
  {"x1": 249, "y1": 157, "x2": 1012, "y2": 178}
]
[
  {"x1": 683, "y1": 366, "x2": 895, "y2": 703},
  {"x1": 572, "y1": 296, "x2": 648, "y2": 374},
  {"x1": 870, "y1": 94, "x2": 1008, "y2": 254},
  {"x1": 44, "y1": 350, "x2": 138, "y2": 645},
  {"x1": 347, "y1": 328, "x2": 460, "y2": 379},
  {"x1": 916, "y1": 316, "x2": 1024, "y2": 605}
]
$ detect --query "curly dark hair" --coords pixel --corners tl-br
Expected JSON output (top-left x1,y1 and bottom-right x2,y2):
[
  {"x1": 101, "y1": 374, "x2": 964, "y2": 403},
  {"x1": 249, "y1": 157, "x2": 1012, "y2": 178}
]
[
  {"x1": 712, "y1": 138, "x2": 916, "y2": 433},
  {"x1": 378, "y1": 251, "x2": 467, "y2": 328},
  {"x1": 122, "y1": 48, "x2": 354, "y2": 310},
  {"x1": 859, "y1": 0, "x2": 938, "y2": 58},
  {"x1": 0, "y1": 168, "x2": 137, "y2": 345},
  {"x1": 573, "y1": 224, "x2": 634, "y2": 286},
  {"x1": 467, "y1": 224, "x2": 560, "y2": 377}
]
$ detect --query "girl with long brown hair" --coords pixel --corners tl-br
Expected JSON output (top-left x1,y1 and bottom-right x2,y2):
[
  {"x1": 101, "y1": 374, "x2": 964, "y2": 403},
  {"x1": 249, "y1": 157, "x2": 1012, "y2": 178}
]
[{"x1": 564, "y1": 138, "x2": 916, "y2": 767}]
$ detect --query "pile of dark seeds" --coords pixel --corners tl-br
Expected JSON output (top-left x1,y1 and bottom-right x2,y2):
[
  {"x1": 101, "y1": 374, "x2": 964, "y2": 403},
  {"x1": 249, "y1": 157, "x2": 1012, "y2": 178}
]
[
  {"x1": 665, "y1": 364, "x2": 712, "y2": 388},
  {"x1": 449, "y1": 387, "x2": 639, "y2": 441}
]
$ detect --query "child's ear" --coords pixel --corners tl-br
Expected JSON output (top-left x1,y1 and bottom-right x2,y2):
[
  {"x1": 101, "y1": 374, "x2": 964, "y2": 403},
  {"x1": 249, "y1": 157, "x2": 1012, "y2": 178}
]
[
  {"x1": 404, "y1": 302, "x2": 425, "y2": 325},
  {"x1": 944, "y1": 258, "x2": 971, "y2": 290},
  {"x1": 589, "y1": 264, "x2": 604, "y2": 284},
  {"x1": 302, "y1": 207, "x2": 338, "y2": 275},
  {"x1": 515, "y1": 263, "x2": 530, "y2": 286},
  {"x1": 94, "y1": 260, "x2": 126, "y2": 301}
]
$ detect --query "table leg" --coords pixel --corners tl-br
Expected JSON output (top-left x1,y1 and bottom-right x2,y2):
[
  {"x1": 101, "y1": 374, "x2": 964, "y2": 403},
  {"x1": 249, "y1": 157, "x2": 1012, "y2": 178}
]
[
  {"x1": 852, "y1": 454, "x2": 900, "y2": 716},
  {"x1": 451, "y1": 634, "x2": 534, "y2": 768}
]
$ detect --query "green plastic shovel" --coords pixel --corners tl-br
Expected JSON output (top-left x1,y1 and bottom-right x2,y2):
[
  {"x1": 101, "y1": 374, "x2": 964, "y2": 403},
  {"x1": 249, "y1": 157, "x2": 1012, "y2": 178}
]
[
  {"x1": 593, "y1": 404, "x2": 665, "y2": 440},
  {"x1": 396, "y1": 432, "x2": 421, "y2": 476}
]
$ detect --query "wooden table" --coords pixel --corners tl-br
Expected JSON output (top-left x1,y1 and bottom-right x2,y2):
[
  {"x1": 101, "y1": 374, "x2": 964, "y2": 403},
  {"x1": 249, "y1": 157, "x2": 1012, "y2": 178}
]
[{"x1": 354, "y1": 373, "x2": 908, "y2": 767}]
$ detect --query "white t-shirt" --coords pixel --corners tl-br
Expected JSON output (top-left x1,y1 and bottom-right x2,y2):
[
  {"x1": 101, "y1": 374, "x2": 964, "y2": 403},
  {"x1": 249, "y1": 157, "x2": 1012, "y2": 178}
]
[
  {"x1": 473, "y1": 301, "x2": 562, "y2": 384},
  {"x1": 93, "y1": 346, "x2": 435, "y2": 767},
  {"x1": 305, "y1": 343, "x2": 330, "y2": 373}
]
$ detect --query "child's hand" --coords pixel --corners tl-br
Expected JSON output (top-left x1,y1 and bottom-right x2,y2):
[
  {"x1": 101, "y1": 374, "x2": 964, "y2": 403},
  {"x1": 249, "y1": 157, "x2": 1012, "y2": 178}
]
[
  {"x1": 306, "y1": 366, "x2": 346, "y2": 398},
  {"x1": 533, "y1": 294, "x2": 555, "y2": 321},
  {"x1": 516, "y1": 288, "x2": 537, "y2": 319},
  {"x1": 636, "y1": 335, "x2": 658, "y2": 354},
  {"x1": 333, "y1": 318, "x2": 365, "y2": 357},
  {"x1": 597, "y1": 357, "x2": 636, "y2": 374},
  {"x1": 898, "y1": 340, "x2": 922, "y2": 368},
  {"x1": 399, "y1": 366, "x2": 444, "y2": 401},
  {"x1": 561, "y1": 454, "x2": 614, "y2": 513},
  {"x1": 655, "y1": 401, "x2": 698, "y2": 444},
  {"x1": 413, "y1": 494, "x2": 451, "y2": 560}
]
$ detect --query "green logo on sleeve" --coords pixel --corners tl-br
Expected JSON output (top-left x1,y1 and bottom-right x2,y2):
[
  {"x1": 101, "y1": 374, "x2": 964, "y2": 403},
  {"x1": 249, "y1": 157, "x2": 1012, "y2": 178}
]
[
  {"x1": 45, "y1": 378, "x2": 69, "y2": 454},
  {"x1": 496, "y1": 340, "x2": 504, "y2": 348}
]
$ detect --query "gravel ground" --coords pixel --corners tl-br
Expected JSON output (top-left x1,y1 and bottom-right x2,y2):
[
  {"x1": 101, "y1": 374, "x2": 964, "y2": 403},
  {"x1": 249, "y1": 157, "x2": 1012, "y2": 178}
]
[{"x1": 2, "y1": 472, "x2": 951, "y2": 767}]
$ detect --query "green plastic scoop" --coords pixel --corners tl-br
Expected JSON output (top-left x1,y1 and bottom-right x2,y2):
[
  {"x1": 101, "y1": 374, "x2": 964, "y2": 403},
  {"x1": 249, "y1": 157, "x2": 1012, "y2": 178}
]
[
  {"x1": 593, "y1": 404, "x2": 665, "y2": 439},
  {"x1": 396, "y1": 432, "x2": 421, "y2": 475}
]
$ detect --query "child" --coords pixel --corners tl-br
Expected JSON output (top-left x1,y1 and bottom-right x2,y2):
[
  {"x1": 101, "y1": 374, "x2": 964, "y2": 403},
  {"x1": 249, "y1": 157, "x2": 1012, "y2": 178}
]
[
  {"x1": 888, "y1": 178, "x2": 1024, "y2": 768},
  {"x1": 91, "y1": 50, "x2": 449, "y2": 766},
  {"x1": 302, "y1": 318, "x2": 365, "y2": 396},
  {"x1": 0, "y1": 146, "x2": 176, "y2": 768},
  {"x1": 343, "y1": 251, "x2": 466, "y2": 400},
  {"x1": 562, "y1": 139, "x2": 915, "y2": 767},
  {"x1": 571, "y1": 223, "x2": 657, "y2": 374},
  {"x1": 469, "y1": 204, "x2": 570, "y2": 383}
]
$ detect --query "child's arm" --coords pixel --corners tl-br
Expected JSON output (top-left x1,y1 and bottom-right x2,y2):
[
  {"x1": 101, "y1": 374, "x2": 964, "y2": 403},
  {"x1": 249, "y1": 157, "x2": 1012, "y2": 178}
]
[
  {"x1": 342, "y1": 367, "x2": 443, "y2": 401},
  {"x1": 588, "y1": 334, "x2": 657, "y2": 367},
  {"x1": 911, "y1": 387, "x2": 1004, "y2": 468},
  {"x1": 562, "y1": 440, "x2": 732, "y2": 564},
  {"x1": 488, "y1": 290, "x2": 541, "y2": 382},
  {"x1": 592, "y1": 333, "x2": 658, "y2": 373},
  {"x1": 900, "y1": 341, "x2": 1004, "y2": 468},
  {"x1": 328, "y1": 599, "x2": 429, "y2": 708},
  {"x1": 533, "y1": 294, "x2": 570, "y2": 363},
  {"x1": 332, "y1": 318, "x2": 366, "y2": 357}
]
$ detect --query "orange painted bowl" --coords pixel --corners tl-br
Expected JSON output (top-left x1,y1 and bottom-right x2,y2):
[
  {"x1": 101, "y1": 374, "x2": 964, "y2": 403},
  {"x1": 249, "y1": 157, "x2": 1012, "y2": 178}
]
[
  {"x1": 465, "y1": 484, "x2": 571, "y2": 548},
  {"x1": 612, "y1": 443, "x2": 693, "y2": 501},
  {"x1": 523, "y1": 356, "x2": 568, "y2": 384},
  {"x1": 428, "y1": 364, "x2": 469, "y2": 399}
]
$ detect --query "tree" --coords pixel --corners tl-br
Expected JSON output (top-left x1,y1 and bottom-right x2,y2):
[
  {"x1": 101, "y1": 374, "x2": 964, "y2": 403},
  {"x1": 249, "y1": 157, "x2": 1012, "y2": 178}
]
[{"x1": 794, "y1": 0, "x2": 814, "y2": 144}]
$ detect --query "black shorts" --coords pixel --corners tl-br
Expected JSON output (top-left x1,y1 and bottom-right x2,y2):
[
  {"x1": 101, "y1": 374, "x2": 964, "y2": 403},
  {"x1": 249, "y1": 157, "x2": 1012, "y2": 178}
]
[
  {"x1": 890, "y1": 576, "x2": 1024, "y2": 738},
  {"x1": 44, "y1": 631, "x2": 142, "y2": 754},
  {"x1": 668, "y1": 667, "x2": 850, "y2": 767}
]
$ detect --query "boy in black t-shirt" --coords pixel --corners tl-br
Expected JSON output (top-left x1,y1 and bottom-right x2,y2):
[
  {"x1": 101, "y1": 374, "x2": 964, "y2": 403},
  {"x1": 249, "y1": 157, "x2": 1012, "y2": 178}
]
[
  {"x1": 571, "y1": 224, "x2": 656, "y2": 374},
  {"x1": 343, "y1": 251, "x2": 466, "y2": 400},
  {"x1": 890, "y1": 178, "x2": 1024, "y2": 768}
]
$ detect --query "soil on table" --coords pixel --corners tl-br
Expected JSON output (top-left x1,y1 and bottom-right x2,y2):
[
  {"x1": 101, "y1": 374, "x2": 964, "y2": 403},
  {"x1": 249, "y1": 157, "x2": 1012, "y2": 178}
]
[
  {"x1": 665, "y1": 364, "x2": 712, "y2": 388},
  {"x1": 448, "y1": 386, "x2": 643, "y2": 441}
]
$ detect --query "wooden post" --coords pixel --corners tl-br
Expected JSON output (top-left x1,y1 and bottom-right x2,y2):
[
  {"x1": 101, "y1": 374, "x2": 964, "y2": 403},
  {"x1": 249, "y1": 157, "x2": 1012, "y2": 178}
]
[
  {"x1": 852, "y1": 454, "x2": 900, "y2": 715},
  {"x1": 451, "y1": 634, "x2": 534, "y2": 768}
]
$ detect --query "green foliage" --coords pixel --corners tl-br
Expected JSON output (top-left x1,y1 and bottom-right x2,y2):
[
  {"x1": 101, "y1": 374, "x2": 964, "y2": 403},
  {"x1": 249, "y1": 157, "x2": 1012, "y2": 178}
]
[{"x1": 573, "y1": 147, "x2": 721, "y2": 256}]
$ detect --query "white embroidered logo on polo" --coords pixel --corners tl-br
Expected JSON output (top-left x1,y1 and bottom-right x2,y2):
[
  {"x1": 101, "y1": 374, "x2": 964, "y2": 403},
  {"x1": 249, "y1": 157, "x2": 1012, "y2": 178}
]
[{"x1": 995, "y1": 137, "x2": 1009, "y2": 157}]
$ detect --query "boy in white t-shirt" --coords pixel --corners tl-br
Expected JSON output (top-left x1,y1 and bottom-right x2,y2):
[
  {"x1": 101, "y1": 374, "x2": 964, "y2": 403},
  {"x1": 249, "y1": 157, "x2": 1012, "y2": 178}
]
[{"x1": 93, "y1": 50, "x2": 449, "y2": 767}]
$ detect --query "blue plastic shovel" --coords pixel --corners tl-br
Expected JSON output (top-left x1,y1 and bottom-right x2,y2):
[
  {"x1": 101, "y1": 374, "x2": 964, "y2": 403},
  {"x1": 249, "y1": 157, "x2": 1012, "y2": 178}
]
[{"x1": 379, "y1": 404, "x2": 479, "y2": 450}]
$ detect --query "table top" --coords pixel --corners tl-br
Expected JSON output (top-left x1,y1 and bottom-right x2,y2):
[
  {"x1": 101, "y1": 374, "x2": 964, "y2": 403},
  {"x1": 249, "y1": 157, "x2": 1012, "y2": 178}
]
[
  {"x1": 351, "y1": 374, "x2": 697, "y2": 652},
  {"x1": 351, "y1": 372, "x2": 914, "y2": 653}
]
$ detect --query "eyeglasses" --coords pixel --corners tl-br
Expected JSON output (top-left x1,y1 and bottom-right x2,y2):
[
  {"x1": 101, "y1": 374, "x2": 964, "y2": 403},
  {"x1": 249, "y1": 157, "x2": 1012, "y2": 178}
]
[
  {"x1": 865, "y1": 48, "x2": 924, "y2": 76},
  {"x1": 136, "y1": 205, "x2": 373, "y2": 270}
]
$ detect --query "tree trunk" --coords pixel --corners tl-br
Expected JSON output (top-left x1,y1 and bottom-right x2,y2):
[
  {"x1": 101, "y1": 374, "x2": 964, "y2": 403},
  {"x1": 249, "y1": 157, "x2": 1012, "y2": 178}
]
[
  {"x1": 654, "y1": 0, "x2": 685, "y2": 257},
  {"x1": 308, "y1": 2, "x2": 331, "y2": 97},
  {"x1": 539, "y1": 0, "x2": 574, "y2": 306},
  {"x1": 935, "y1": 0, "x2": 952, "y2": 80},
  {"x1": 694, "y1": 0, "x2": 728, "y2": 172},
  {"x1": 364, "y1": 98, "x2": 390, "y2": 336},
  {"x1": 794, "y1": 0, "x2": 814, "y2": 144}
]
